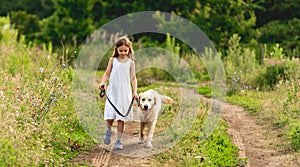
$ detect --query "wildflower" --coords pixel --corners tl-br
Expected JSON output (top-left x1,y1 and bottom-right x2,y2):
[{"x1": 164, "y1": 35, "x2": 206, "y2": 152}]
[
  {"x1": 62, "y1": 64, "x2": 66, "y2": 67},
  {"x1": 60, "y1": 116, "x2": 67, "y2": 120},
  {"x1": 50, "y1": 71, "x2": 55, "y2": 76},
  {"x1": 0, "y1": 88, "x2": 4, "y2": 100},
  {"x1": 15, "y1": 110, "x2": 19, "y2": 117},
  {"x1": 54, "y1": 77, "x2": 59, "y2": 81},
  {"x1": 40, "y1": 68, "x2": 44, "y2": 73},
  {"x1": 46, "y1": 55, "x2": 50, "y2": 59},
  {"x1": 50, "y1": 97, "x2": 56, "y2": 101},
  {"x1": 61, "y1": 92, "x2": 66, "y2": 98},
  {"x1": 58, "y1": 83, "x2": 63, "y2": 87}
]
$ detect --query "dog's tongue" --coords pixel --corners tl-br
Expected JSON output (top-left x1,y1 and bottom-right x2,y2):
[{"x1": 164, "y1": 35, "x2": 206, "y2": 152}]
[{"x1": 143, "y1": 109, "x2": 149, "y2": 114}]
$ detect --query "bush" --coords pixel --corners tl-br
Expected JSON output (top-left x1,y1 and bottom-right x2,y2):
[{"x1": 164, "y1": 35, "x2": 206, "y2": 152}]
[
  {"x1": 288, "y1": 123, "x2": 300, "y2": 150},
  {"x1": 256, "y1": 60, "x2": 297, "y2": 90},
  {"x1": 224, "y1": 34, "x2": 260, "y2": 94}
]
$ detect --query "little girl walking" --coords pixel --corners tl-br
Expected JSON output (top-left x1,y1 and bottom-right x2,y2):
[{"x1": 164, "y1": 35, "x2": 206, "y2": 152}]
[{"x1": 99, "y1": 36, "x2": 138, "y2": 150}]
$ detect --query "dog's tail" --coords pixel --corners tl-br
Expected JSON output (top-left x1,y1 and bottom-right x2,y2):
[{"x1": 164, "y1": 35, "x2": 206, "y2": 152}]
[{"x1": 161, "y1": 96, "x2": 174, "y2": 104}]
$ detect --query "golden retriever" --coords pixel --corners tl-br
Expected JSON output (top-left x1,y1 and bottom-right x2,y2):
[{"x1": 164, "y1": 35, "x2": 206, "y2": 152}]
[{"x1": 137, "y1": 89, "x2": 173, "y2": 148}]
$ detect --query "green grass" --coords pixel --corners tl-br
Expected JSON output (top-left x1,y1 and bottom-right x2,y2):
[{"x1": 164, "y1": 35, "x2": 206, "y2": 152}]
[
  {"x1": 154, "y1": 115, "x2": 245, "y2": 167},
  {"x1": 2, "y1": 17, "x2": 298, "y2": 166},
  {"x1": 198, "y1": 86, "x2": 212, "y2": 97},
  {"x1": 226, "y1": 91, "x2": 263, "y2": 113},
  {"x1": 0, "y1": 31, "x2": 241, "y2": 166},
  {"x1": 225, "y1": 85, "x2": 300, "y2": 151},
  {"x1": 0, "y1": 23, "x2": 95, "y2": 166}
]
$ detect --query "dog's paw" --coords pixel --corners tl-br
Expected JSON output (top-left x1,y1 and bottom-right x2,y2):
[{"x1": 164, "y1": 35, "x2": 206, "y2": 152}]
[
  {"x1": 145, "y1": 143, "x2": 153, "y2": 148},
  {"x1": 138, "y1": 138, "x2": 144, "y2": 144}
]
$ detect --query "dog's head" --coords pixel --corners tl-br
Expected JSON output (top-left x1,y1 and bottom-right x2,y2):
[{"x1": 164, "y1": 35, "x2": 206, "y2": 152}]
[{"x1": 139, "y1": 92, "x2": 156, "y2": 114}]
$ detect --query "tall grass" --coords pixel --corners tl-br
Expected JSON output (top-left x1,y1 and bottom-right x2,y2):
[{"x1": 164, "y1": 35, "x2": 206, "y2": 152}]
[
  {"x1": 223, "y1": 34, "x2": 300, "y2": 151},
  {"x1": 0, "y1": 17, "x2": 94, "y2": 166},
  {"x1": 1, "y1": 15, "x2": 299, "y2": 166}
]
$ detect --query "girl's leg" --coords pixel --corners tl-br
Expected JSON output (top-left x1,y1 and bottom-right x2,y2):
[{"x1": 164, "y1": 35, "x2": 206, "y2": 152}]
[
  {"x1": 115, "y1": 120, "x2": 124, "y2": 150},
  {"x1": 106, "y1": 119, "x2": 114, "y2": 131},
  {"x1": 116, "y1": 120, "x2": 124, "y2": 140},
  {"x1": 104, "y1": 119, "x2": 114, "y2": 145}
]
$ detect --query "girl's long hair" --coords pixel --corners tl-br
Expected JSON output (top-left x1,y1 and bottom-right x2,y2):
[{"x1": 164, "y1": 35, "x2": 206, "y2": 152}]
[{"x1": 112, "y1": 36, "x2": 134, "y2": 60}]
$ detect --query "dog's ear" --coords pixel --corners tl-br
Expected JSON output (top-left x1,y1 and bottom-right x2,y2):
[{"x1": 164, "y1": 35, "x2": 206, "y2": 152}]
[{"x1": 138, "y1": 95, "x2": 141, "y2": 107}]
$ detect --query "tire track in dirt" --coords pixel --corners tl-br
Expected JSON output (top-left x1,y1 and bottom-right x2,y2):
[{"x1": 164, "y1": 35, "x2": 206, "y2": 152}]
[{"x1": 92, "y1": 145, "x2": 112, "y2": 167}]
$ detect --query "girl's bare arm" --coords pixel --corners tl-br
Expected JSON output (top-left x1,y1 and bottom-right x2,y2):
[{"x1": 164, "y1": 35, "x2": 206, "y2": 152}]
[
  {"x1": 100, "y1": 58, "x2": 113, "y2": 89},
  {"x1": 130, "y1": 61, "x2": 138, "y2": 97}
]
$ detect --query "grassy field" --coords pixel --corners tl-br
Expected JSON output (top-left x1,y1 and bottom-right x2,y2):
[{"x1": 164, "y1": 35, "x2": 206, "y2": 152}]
[{"x1": 1, "y1": 17, "x2": 299, "y2": 166}]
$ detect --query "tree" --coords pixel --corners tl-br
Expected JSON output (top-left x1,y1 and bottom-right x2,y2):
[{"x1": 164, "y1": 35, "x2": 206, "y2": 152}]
[
  {"x1": 253, "y1": 0, "x2": 300, "y2": 27},
  {"x1": 0, "y1": 0, "x2": 55, "y2": 19},
  {"x1": 40, "y1": 0, "x2": 94, "y2": 46},
  {"x1": 188, "y1": 0, "x2": 257, "y2": 50},
  {"x1": 10, "y1": 11, "x2": 40, "y2": 42}
]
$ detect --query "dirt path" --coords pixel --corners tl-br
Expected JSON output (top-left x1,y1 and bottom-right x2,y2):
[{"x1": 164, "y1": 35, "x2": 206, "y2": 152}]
[{"x1": 71, "y1": 88, "x2": 300, "y2": 167}]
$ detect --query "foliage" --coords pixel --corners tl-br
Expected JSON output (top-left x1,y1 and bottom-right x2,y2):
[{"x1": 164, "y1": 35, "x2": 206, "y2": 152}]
[
  {"x1": 254, "y1": 0, "x2": 300, "y2": 27},
  {"x1": 2, "y1": 0, "x2": 300, "y2": 60},
  {"x1": 165, "y1": 33, "x2": 180, "y2": 56},
  {"x1": 256, "y1": 64, "x2": 287, "y2": 90},
  {"x1": 189, "y1": 0, "x2": 257, "y2": 50},
  {"x1": 256, "y1": 58, "x2": 297, "y2": 91},
  {"x1": 0, "y1": 18, "x2": 94, "y2": 166},
  {"x1": 258, "y1": 18, "x2": 300, "y2": 58},
  {"x1": 40, "y1": 0, "x2": 94, "y2": 46},
  {"x1": 224, "y1": 34, "x2": 260, "y2": 94},
  {"x1": 288, "y1": 123, "x2": 300, "y2": 151},
  {"x1": 198, "y1": 86, "x2": 212, "y2": 97},
  {"x1": 226, "y1": 72, "x2": 300, "y2": 151},
  {"x1": 0, "y1": 0, "x2": 55, "y2": 18},
  {"x1": 10, "y1": 11, "x2": 40, "y2": 42},
  {"x1": 283, "y1": 73, "x2": 300, "y2": 150},
  {"x1": 155, "y1": 116, "x2": 245, "y2": 167}
]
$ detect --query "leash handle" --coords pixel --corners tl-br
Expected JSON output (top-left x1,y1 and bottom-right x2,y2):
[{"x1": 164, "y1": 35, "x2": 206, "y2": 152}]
[{"x1": 99, "y1": 84, "x2": 106, "y2": 98}]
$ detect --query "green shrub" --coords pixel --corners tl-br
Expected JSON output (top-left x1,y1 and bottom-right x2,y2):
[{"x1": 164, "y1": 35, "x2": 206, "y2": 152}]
[
  {"x1": 288, "y1": 123, "x2": 300, "y2": 150},
  {"x1": 256, "y1": 60, "x2": 297, "y2": 90},
  {"x1": 224, "y1": 34, "x2": 260, "y2": 94},
  {"x1": 258, "y1": 18, "x2": 300, "y2": 59}
]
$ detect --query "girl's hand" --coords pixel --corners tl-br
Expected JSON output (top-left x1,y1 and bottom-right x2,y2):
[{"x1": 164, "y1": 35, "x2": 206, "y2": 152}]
[
  {"x1": 99, "y1": 84, "x2": 105, "y2": 90},
  {"x1": 133, "y1": 92, "x2": 138, "y2": 99}
]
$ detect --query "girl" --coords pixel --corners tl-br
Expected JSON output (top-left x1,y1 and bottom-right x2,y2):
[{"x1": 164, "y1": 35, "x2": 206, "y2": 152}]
[{"x1": 100, "y1": 36, "x2": 138, "y2": 150}]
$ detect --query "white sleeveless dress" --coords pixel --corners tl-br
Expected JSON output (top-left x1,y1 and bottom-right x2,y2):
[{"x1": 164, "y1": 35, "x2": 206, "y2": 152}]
[{"x1": 104, "y1": 57, "x2": 133, "y2": 122}]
